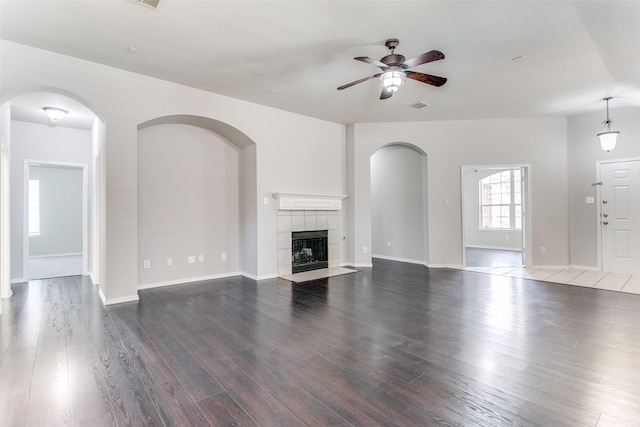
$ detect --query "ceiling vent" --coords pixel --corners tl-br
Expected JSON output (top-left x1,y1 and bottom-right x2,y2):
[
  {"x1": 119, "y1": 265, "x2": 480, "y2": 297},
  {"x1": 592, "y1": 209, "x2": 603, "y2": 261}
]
[
  {"x1": 128, "y1": 0, "x2": 160, "y2": 9},
  {"x1": 407, "y1": 101, "x2": 430, "y2": 110}
]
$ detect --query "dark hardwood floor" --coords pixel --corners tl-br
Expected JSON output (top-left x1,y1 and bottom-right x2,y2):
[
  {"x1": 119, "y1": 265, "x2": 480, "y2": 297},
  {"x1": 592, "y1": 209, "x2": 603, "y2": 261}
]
[{"x1": 2, "y1": 259, "x2": 640, "y2": 426}]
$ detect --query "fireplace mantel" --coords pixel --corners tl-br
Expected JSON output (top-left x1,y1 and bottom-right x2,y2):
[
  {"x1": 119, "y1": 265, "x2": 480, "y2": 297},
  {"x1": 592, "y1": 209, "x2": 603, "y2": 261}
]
[{"x1": 272, "y1": 193, "x2": 348, "y2": 211}]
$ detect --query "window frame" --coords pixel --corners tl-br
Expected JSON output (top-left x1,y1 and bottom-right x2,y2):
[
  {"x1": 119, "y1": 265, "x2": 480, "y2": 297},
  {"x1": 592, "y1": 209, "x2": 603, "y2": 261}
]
[
  {"x1": 28, "y1": 178, "x2": 41, "y2": 237},
  {"x1": 479, "y1": 169, "x2": 522, "y2": 231}
]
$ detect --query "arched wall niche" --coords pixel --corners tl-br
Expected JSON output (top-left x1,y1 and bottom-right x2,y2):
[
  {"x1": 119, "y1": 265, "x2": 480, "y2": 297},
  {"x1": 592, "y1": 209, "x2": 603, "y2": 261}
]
[
  {"x1": 136, "y1": 114, "x2": 258, "y2": 286},
  {"x1": 138, "y1": 115, "x2": 254, "y2": 149},
  {"x1": 0, "y1": 86, "x2": 105, "y2": 301},
  {"x1": 370, "y1": 142, "x2": 429, "y2": 265}
]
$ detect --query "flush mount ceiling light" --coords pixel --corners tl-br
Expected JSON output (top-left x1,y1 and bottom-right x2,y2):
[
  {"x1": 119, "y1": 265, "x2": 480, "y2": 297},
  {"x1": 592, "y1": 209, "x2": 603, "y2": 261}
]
[
  {"x1": 43, "y1": 107, "x2": 68, "y2": 123},
  {"x1": 597, "y1": 97, "x2": 620, "y2": 152}
]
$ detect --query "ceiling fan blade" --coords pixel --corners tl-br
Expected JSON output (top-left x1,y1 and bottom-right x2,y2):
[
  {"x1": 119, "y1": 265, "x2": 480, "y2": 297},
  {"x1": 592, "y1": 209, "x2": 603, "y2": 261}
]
[
  {"x1": 380, "y1": 89, "x2": 393, "y2": 100},
  {"x1": 405, "y1": 71, "x2": 447, "y2": 87},
  {"x1": 402, "y1": 50, "x2": 445, "y2": 69},
  {"x1": 337, "y1": 74, "x2": 381, "y2": 90},
  {"x1": 354, "y1": 56, "x2": 387, "y2": 68}
]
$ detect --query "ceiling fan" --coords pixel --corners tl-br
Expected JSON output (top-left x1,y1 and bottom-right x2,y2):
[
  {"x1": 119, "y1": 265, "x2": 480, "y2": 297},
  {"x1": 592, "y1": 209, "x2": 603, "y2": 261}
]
[{"x1": 337, "y1": 38, "x2": 447, "y2": 99}]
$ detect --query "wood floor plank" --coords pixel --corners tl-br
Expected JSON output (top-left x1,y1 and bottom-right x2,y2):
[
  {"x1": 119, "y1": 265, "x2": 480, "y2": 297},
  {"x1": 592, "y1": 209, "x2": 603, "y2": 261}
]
[
  {"x1": 197, "y1": 391, "x2": 259, "y2": 426},
  {"x1": 195, "y1": 355, "x2": 306, "y2": 427}
]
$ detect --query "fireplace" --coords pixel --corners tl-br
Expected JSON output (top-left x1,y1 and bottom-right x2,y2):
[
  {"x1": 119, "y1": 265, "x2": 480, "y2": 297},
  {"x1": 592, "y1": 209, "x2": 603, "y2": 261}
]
[{"x1": 291, "y1": 230, "x2": 328, "y2": 273}]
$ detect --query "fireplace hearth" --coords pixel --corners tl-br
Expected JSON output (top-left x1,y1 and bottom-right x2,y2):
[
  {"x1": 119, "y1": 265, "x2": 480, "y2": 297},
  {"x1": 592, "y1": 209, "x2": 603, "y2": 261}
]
[{"x1": 292, "y1": 230, "x2": 328, "y2": 274}]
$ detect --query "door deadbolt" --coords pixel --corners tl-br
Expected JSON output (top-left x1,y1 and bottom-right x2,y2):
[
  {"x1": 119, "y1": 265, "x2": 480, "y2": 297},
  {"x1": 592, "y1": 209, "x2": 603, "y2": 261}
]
[
  {"x1": 603, "y1": 221, "x2": 609, "y2": 225},
  {"x1": 603, "y1": 200, "x2": 608, "y2": 204},
  {"x1": 603, "y1": 213, "x2": 608, "y2": 218}
]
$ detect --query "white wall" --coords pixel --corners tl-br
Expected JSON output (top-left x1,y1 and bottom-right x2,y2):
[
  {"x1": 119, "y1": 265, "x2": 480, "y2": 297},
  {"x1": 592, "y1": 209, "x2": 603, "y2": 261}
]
[
  {"x1": 568, "y1": 106, "x2": 640, "y2": 268},
  {"x1": 1, "y1": 41, "x2": 346, "y2": 302},
  {"x1": 463, "y1": 167, "x2": 522, "y2": 251},
  {"x1": 137, "y1": 123, "x2": 240, "y2": 286},
  {"x1": 348, "y1": 117, "x2": 568, "y2": 268},
  {"x1": 9, "y1": 120, "x2": 91, "y2": 281},
  {"x1": 0, "y1": 104, "x2": 10, "y2": 301},
  {"x1": 28, "y1": 165, "x2": 83, "y2": 257},
  {"x1": 370, "y1": 144, "x2": 427, "y2": 263}
]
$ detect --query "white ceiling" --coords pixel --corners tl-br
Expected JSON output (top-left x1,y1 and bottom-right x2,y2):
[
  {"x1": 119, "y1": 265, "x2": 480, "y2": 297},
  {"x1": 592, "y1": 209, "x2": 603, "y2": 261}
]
[{"x1": 1, "y1": 0, "x2": 639, "y2": 127}]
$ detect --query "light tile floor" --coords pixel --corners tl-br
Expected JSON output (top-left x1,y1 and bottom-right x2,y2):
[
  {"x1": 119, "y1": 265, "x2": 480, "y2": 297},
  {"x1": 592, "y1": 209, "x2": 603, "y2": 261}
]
[
  {"x1": 28, "y1": 255, "x2": 83, "y2": 280},
  {"x1": 465, "y1": 265, "x2": 640, "y2": 295},
  {"x1": 280, "y1": 267, "x2": 358, "y2": 283}
]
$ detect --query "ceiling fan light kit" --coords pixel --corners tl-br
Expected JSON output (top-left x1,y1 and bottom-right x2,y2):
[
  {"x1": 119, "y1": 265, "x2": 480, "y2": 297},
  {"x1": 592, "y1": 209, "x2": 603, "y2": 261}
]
[
  {"x1": 338, "y1": 38, "x2": 447, "y2": 99},
  {"x1": 597, "y1": 97, "x2": 620, "y2": 152},
  {"x1": 380, "y1": 71, "x2": 405, "y2": 93}
]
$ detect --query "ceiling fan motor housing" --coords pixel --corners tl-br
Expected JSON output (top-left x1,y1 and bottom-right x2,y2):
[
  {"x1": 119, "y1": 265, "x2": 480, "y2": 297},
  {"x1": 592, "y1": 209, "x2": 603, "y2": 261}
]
[{"x1": 381, "y1": 54, "x2": 406, "y2": 67}]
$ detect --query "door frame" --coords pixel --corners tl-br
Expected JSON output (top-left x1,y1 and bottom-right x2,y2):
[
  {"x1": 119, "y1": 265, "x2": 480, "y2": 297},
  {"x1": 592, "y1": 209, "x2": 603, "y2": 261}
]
[
  {"x1": 596, "y1": 156, "x2": 640, "y2": 271},
  {"x1": 461, "y1": 164, "x2": 532, "y2": 268},
  {"x1": 23, "y1": 160, "x2": 89, "y2": 280}
]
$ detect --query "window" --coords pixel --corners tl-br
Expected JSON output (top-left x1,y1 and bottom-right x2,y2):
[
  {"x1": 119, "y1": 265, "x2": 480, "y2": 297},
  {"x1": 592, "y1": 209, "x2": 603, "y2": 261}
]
[
  {"x1": 28, "y1": 179, "x2": 40, "y2": 236},
  {"x1": 480, "y1": 170, "x2": 522, "y2": 230}
]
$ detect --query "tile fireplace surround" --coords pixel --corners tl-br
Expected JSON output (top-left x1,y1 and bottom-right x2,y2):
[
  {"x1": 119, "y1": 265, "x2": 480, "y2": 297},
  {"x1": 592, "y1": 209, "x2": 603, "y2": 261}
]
[{"x1": 274, "y1": 193, "x2": 346, "y2": 277}]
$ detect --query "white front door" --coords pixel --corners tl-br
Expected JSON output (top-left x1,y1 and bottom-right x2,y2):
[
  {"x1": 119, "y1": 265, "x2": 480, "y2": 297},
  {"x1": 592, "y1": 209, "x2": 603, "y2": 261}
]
[{"x1": 600, "y1": 160, "x2": 640, "y2": 273}]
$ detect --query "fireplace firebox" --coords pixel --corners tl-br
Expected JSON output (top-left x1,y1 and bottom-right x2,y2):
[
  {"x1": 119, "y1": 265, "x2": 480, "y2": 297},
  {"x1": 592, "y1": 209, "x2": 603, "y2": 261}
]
[{"x1": 291, "y1": 230, "x2": 328, "y2": 274}]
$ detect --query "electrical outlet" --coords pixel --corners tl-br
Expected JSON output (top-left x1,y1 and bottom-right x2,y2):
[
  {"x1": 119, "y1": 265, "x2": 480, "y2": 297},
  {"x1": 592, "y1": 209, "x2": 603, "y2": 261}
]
[
  {"x1": 188, "y1": 255, "x2": 196, "y2": 264},
  {"x1": 540, "y1": 246, "x2": 546, "y2": 254},
  {"x1": 167, "y1": 257, "x2": 172, "y2": 266},
  {"x1": 143, "y1": 260, "x2": 150, "y2": 269},
  {"x1": 387, "y1": 241, "x2": 392, "y2": 248},
  {"x1": 221, "y1": 252, "x2": 227, "y2": 261},
  {"x1": 363, "y1": 246, "x2": 368, "y2": 254},
  {"x1": 199, "y1": 254, "x2": 204, "y2": 263}
]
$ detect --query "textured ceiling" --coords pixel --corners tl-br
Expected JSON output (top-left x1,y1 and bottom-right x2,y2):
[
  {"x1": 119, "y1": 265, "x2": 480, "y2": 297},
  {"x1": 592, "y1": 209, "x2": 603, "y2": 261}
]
[{"x1": 2, "y1": 0, "x2": 639, "y2": 127}]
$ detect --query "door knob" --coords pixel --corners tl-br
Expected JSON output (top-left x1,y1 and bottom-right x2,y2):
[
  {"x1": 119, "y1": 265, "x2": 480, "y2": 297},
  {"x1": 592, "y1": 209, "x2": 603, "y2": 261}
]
[
  {"x1": 603, "y1": 200, "x2": 608, "y2": 204},
  {"x1": 603, "y1": 213, "x2": 608, "y2": 218},
  {"x1": 603, "y1": 221, "x2": 609, "y2": 225}
]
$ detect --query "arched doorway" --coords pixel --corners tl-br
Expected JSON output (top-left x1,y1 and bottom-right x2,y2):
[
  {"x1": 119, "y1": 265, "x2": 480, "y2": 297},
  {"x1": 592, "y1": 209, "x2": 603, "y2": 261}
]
[
  {"x1": 370, "y1": 143, "x2": 429, "y2": 265},
  {"x1": 0, "y1": 88, "x2": 104, "y2": 301}
]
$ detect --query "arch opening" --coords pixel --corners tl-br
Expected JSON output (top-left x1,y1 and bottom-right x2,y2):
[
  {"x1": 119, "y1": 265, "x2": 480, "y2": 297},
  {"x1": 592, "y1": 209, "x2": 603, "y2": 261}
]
[
  {"x1": 370, "y1": 143, "x2": 429, "y2": 266},
  {"x1": 0, "y1": 87, "x2": 104, "y2": 301}
]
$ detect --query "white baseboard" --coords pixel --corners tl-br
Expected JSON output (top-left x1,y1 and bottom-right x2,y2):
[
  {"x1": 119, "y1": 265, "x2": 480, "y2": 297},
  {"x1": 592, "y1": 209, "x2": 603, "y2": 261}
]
[
  {"x1": 371, "y1": 255, "x2": 463, "y2": 270},
  {"x1": 98, "y1": 287, "x2": 139, "y2": 306},
  {"x1": 29, "y1": 252, "x2": 83, "y2": 259},
  {"x1": 465, "y1": 245, "x2": 522, "y2": 252},
  {"x1": 372, "y1": 254, "x2": 427, "y2": 266},
  {"x1": 351, "y1": 262, "x2": 373, "y2": 268},
  {"x1": 253, "y1": 273, "x2": 279, "y2": 280},
  {"x1": 429, "y1": 263, "x2": 465, "y2": 270},
  {"x1": 11, "y1": 277, "x2": 26, "y2": 284},
  {"x1": 138, "y1": 271, "x2": 243, "y2": 290}
]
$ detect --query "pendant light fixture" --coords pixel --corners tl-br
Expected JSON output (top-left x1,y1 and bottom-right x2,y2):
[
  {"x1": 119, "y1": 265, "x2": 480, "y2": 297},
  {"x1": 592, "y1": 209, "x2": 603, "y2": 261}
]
[{"x1": 597, "y1": 97, "x2": 619, "y2": 152}]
